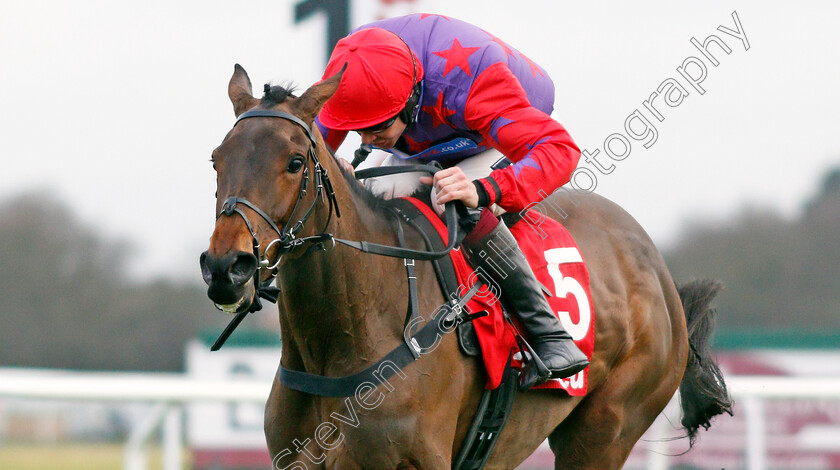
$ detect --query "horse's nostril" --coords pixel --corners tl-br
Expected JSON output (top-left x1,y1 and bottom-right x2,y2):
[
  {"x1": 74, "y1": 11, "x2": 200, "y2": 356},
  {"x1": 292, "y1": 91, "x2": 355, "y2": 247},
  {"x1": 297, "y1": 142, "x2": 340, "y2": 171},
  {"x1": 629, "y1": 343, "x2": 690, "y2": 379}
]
[
  {"x1": 229, "y1": 252, "x2": 258, "y2": 285},
  {"x1": 201, "y1": 250, "x2": 256, "y2": 287},
  {"x1": 199, "y1": 251, "x2": 213, "y2": 286}
]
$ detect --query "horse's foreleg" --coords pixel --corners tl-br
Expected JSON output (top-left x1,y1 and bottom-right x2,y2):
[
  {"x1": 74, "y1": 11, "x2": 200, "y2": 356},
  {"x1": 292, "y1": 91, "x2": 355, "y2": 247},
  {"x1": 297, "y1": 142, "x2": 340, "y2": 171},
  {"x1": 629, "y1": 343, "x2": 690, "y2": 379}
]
[{"x1": 265, "y1": 372, "x2": 323, "y2": 469}]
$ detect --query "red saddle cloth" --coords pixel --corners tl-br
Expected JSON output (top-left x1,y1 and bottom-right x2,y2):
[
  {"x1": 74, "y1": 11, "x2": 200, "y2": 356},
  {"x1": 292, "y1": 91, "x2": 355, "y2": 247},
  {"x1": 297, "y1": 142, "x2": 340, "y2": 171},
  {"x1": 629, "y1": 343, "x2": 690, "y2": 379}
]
[{"x1": 403, "y1": 198, "x2": 595, "y2": 395}]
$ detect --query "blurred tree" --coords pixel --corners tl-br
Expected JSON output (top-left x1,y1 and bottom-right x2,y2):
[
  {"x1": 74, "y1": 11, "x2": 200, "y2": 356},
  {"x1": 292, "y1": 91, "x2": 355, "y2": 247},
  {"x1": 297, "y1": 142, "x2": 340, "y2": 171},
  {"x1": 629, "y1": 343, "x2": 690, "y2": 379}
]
[
  {"x1": 665, "y1": 166, "x2": 840, "y2": 330},
  {"x1": 0, "y1": 191, "x2": 228, "y2": 371}
]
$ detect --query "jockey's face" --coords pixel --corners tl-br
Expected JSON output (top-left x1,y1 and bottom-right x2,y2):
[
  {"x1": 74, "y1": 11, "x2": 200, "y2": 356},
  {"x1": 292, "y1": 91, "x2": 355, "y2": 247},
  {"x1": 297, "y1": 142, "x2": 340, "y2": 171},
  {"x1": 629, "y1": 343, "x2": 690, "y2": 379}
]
[{"x1": 357, "y1": 116, "x2": 407, "y2": 150}]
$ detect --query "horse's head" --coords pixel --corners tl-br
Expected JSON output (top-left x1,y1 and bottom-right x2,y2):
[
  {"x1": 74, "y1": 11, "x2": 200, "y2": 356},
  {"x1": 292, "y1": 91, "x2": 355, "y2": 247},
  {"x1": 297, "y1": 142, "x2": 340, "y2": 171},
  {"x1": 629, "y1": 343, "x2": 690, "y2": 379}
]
[{"x1": 200, "y1": 64, "x2": 342, "y2": 314}]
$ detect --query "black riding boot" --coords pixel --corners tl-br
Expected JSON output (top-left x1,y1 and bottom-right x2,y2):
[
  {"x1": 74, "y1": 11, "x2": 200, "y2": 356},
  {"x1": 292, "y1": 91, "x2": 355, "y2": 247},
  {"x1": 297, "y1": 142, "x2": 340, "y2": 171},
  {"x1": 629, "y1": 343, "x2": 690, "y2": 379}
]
[{"x1": 462, "y1": 219, "x2": 590, "y2": 390}]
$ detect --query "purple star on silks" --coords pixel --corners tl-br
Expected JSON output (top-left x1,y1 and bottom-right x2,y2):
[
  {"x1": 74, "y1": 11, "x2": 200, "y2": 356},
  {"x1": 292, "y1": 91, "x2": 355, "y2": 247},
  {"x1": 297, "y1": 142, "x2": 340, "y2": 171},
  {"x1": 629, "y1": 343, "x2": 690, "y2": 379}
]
[
  {"x1": 488, "y1": 116, "x2": 514, "y2": 144},
  {"x1": 511, "y1": 137, "x2": 550, "y2": 176},
  {"x1": 511, "y1": 156, "x2": 542, "y2": 176},
  {"x1": 526, "y1": 136, "x2": 550, "y2": 150}
]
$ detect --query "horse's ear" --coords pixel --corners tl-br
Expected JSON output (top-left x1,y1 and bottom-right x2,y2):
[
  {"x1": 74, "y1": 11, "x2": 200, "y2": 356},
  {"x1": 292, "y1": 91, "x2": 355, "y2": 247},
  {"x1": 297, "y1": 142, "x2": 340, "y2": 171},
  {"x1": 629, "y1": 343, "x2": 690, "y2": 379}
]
[
  {"x1": 229, "y1": 64, "x2": 259, "y2": 117},
  {"x1": 295, "y1": 64, "x2": 346, "y2": 123}
]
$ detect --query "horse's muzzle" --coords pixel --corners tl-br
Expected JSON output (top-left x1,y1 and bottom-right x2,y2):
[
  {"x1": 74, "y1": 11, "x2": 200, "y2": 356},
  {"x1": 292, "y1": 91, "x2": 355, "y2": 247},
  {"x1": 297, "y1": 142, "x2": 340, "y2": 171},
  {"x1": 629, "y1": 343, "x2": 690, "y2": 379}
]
[{"x1": 200, "y1": 250, "x2": 258, "y2": 313}]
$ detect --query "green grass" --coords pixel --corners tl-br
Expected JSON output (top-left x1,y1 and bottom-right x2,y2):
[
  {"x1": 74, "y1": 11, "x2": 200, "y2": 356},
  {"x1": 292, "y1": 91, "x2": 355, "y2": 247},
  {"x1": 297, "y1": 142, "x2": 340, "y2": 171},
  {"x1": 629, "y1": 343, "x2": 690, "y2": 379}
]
[{"x1": 0, "y1": 443, "x2": 191, "y2": 470}]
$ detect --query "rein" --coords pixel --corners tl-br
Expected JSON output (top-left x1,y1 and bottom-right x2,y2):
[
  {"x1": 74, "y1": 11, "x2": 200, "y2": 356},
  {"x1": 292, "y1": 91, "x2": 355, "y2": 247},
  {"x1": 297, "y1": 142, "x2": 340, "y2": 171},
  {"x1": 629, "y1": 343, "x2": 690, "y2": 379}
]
[{"x1": 211, "y1": 109, "x2": 465, "y2": 351}]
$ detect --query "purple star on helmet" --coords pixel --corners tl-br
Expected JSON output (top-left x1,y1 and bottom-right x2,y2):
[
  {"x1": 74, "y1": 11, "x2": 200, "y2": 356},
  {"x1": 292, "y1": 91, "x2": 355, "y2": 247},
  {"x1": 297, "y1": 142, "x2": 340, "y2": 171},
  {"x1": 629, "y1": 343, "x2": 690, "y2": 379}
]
[{"x1": 488, "y1": 116, "x2": 514, "y2": 144}]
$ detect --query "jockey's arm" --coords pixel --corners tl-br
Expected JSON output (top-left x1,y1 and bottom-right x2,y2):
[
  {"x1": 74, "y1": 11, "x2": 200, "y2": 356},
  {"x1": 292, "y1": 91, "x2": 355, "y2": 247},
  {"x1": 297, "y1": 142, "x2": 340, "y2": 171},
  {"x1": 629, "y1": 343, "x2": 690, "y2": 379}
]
[{"x1": 464, "y1": 63, "x2": 581, "y2": 213}]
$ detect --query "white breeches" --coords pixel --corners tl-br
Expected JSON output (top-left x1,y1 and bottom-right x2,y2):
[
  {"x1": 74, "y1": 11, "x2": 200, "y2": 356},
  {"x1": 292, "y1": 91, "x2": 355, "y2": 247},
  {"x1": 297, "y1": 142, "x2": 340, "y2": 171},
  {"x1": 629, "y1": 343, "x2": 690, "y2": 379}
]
[{"x1": 361, "y1": 148, "x2": 507, "y2": 216}]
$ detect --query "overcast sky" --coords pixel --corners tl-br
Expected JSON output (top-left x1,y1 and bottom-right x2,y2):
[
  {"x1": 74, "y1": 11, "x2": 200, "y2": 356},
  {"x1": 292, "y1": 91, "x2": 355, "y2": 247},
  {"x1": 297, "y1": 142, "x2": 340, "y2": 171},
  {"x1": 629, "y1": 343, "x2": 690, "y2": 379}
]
[{"x1": 2, "y1": 1, "x2": 838, "y2": 281}]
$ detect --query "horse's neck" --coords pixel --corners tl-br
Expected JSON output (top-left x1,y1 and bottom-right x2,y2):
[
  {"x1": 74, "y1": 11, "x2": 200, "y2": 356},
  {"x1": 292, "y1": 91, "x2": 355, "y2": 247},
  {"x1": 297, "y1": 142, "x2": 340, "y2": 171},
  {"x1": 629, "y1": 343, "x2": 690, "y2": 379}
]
[{"x1": 277, "y1": 160, "x2": 407, "y2": 376}]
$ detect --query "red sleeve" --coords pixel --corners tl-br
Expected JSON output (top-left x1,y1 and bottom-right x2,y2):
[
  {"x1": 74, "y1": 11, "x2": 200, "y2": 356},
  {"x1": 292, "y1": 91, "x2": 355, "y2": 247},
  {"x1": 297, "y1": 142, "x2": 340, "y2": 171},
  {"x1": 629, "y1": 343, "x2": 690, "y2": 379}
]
[
  {"x1": 314, "y1": 116, "x2": 348, "y2": 153},
  {"x1": 464, "y1": 63, "x2": 581, "y2": 213}
]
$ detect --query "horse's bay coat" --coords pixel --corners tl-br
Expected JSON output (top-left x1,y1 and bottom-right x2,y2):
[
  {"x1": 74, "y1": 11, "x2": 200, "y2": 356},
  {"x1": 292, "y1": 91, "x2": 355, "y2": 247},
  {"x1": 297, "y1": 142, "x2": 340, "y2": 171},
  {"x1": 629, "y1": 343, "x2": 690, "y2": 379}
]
[{"x1": 200, "y1": 66, "x2": 731, "y2": 470}]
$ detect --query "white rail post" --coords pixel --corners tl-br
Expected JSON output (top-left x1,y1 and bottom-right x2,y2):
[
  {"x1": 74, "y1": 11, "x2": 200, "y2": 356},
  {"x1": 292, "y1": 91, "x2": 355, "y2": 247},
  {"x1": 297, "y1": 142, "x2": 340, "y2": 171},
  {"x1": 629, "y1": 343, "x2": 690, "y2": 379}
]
[
  {"x1": 163, "y1": 405, "x2": 183, "y2": 470},
  {"x1": 647, "y1": 393, "x2": 679, "y2": 470},
  {"x1": 0, "y1": 399, "x2": 7, "y2": 445},
  {"x1": 743, "y1": 396, "x2": 766, "y2": 470},
  {"x1": 124, "y1": 402, "x2": 167, "y2": 470},
  {"x1": 647, "y1": 414, "x2": 671, "y2": 470}
]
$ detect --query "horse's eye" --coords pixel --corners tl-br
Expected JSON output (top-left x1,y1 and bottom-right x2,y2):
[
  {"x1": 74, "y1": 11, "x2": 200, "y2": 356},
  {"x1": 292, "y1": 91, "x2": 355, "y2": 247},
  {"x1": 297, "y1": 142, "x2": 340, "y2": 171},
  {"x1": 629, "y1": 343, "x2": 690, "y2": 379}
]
[{"x1": 287, "y1": 156, "x2": 305, "y2": 173}]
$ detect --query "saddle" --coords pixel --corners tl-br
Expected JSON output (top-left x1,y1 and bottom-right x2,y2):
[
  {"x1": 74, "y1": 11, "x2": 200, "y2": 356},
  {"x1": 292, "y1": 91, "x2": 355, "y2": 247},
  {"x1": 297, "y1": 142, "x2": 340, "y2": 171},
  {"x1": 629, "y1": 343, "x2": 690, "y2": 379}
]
[{"x1": 391, "y1": 195, "x2": 595, "y2": 395}]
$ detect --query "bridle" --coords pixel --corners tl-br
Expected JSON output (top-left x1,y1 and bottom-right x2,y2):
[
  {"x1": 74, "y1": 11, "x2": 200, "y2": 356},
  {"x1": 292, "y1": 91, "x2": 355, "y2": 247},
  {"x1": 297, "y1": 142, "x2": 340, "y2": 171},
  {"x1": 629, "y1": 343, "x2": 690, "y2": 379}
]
[
  {"x1": 214, "y1": 109, "x2": 339, "y2": 313},
  {"x1": 211, "y1": 108, "x2": 463, "y2": 350}
]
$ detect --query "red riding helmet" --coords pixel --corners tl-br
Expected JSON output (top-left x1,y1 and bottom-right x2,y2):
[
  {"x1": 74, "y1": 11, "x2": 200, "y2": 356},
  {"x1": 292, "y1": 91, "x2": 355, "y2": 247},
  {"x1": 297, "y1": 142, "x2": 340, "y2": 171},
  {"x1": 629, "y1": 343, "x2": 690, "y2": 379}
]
[{"x1": 319, "y1": 27, "x2": 424, "y2": 131}]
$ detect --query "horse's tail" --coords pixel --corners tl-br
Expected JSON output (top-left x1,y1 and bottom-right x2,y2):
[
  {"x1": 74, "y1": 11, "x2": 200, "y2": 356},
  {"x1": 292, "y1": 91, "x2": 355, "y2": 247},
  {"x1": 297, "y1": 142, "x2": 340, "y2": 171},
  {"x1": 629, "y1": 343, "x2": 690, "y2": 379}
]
[{"x1": 676, "y1": 279, "x2": 733, "y2": 447}]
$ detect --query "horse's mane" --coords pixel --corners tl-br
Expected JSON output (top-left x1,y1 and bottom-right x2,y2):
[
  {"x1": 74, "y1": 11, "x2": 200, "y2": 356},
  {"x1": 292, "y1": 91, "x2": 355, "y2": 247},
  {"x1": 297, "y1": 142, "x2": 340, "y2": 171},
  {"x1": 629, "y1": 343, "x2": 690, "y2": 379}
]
[
  {"x1": 261, "y1": 83, "x2": 297, "y2": 107},
  {"x1": 330, "y1": 150, "x2": 399, "y2": 217}
]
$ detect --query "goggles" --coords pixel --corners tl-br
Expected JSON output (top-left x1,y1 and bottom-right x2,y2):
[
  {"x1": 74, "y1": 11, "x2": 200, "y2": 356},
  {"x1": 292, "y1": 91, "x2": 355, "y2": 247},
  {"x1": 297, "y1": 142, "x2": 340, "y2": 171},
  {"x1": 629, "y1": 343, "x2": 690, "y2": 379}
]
[{"x1": 355, "y1": 114, "x2": 399, "y2": 134}]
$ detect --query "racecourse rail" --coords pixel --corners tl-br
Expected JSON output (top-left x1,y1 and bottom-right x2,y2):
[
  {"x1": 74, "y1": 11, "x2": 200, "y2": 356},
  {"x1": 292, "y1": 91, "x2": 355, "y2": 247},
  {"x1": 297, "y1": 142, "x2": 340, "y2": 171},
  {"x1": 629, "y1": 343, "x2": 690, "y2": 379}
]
[{"x1": 1, "y1": 367, "x2": 839, "y2": 470}]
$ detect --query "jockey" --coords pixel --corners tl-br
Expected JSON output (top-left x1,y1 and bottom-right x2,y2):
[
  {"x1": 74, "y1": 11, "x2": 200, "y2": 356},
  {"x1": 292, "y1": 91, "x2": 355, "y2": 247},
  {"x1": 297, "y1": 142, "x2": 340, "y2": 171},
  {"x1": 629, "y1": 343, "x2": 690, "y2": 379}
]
[{"x1": 316, "y1": 14, "x2": 588, "y2": 388}]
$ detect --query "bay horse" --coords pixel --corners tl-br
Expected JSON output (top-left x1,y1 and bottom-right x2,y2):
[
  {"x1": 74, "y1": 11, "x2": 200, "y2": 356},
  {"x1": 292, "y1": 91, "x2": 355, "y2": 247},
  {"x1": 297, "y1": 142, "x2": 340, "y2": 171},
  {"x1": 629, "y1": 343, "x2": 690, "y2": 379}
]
[{"x1": 200, "y1": 64, "x2": 731, "y2": 469}]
